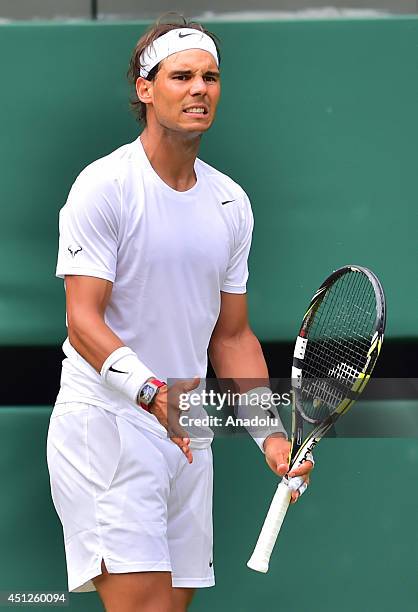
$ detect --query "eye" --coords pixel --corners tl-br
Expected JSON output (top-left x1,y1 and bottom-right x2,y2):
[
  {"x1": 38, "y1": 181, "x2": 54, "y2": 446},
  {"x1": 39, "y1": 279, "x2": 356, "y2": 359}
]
[{"x1": 173, "y1": 75, "x2": 189, "y2": 81}]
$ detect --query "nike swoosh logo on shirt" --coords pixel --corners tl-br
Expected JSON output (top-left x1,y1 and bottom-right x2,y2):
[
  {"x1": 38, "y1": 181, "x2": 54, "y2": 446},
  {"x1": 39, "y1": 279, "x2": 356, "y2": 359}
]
[
  {"x1": 221, "y1": 200, "x2": 235, "y2": 205},
  {"x1": 109, "y1": 366, "x2": 128, "y2": 374}
]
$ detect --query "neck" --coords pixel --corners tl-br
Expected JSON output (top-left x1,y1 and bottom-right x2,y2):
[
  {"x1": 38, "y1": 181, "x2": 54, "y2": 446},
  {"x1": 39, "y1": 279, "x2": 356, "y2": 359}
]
[{"x1": 140, "y1": 125, "x2": 201, "y2": 192}]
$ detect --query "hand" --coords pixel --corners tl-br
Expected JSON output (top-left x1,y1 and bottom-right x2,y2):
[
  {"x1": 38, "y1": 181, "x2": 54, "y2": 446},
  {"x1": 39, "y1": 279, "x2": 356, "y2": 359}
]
[
  {"x1": 149, "y1": 377, "x2": 201, "y2": 464},
  {"x1": 263, "y1": 433, "x2": 314, "y2": 504}
]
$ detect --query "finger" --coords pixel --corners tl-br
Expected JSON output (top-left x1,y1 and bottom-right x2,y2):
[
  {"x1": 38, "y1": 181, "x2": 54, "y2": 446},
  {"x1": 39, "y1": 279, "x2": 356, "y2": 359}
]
[
  {"x1": 182, "y1": 445, "x2": 193, "y2": 464},
  {"x1": 171, "y1": 436, "x2": 193, "y2": 463},
  {"x1": 167, "y1": 417, "x2": 190, "y2": 441},
  {"x1": 290, "y1": 490, "x2": 300, "y2": 504},
  {"x1": 288, "y1": 460, "x2": 314, "y2": 478},
  {"x1": 182, "y1": 437, "x2": 193, "y2": 463},
  {"x1": 182, "y1": 377, "x2": 201, "y2": 392},
  {"x1": 170, "y1": 434, "x2": 190, "y2": 448},
  {"x1": 183, "y1": 448, "x2": 193, "y2": 463},
  {"x1": 276, "y1": 462, "x2": 289, "y2": 476}
]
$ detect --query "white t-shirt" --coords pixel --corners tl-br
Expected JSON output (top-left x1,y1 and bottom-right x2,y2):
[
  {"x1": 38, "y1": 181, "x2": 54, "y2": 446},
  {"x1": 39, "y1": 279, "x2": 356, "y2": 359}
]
[{"x1": 56, "y1": 136, "x2": 254, "y2": 448}]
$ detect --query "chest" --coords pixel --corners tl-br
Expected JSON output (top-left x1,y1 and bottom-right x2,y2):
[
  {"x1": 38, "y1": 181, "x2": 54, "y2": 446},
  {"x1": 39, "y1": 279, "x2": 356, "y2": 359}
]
[{"x1": 121, "y1": 192, "x2": 235, "y2": 280}]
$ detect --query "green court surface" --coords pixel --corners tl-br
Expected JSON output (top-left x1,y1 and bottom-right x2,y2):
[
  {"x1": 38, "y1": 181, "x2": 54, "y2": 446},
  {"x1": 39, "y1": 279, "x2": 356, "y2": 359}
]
[{"x1": 1, "y1": 406, "x2": 417, "y2": 612}]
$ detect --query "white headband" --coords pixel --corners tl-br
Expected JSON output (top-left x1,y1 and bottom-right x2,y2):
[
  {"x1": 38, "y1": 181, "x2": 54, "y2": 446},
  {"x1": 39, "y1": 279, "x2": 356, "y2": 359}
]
[{"x1": 139, "y1": 28, "x2": 219, "y2": 79}]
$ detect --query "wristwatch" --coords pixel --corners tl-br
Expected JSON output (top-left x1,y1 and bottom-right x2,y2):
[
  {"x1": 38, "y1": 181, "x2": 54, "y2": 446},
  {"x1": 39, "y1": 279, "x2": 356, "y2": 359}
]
[{"x1": 138, "y1": 378, "x2": 166, "y2": 412}]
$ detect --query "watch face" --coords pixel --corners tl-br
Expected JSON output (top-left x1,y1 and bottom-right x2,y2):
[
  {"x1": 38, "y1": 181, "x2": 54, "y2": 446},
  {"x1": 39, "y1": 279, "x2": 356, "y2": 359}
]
[{"x1": 141, "y1": 383, "x2": 156, "y2": 404}]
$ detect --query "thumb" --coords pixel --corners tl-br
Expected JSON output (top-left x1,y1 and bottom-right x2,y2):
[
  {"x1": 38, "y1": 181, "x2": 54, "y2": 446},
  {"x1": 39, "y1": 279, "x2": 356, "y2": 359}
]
[
  {"x1": 182, "y1": 377, "x2": 201, "y2": 392},
  {"x1": 276, "y1": 462, "x2": 289, "y2": 477}
]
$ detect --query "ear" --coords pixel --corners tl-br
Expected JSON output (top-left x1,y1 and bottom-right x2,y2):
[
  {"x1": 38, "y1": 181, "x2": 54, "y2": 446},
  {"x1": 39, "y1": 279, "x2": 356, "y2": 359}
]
[{"x1": 136, "y1": 76, "x2": 153, "y2": 105}]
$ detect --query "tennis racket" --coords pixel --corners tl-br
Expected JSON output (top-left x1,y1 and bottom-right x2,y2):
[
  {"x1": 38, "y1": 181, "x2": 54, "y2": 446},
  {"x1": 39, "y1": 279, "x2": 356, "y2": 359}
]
[{"x1": 247, "y1": 265, "x2": 386, "y2": 573}]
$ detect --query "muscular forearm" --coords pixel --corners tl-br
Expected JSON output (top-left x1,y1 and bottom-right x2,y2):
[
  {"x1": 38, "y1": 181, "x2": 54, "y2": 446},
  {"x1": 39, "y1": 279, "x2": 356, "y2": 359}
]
[
  {"x1": 68, "y1": 313, "x2": 124, "y2": 373},
  {"x1": 209, "y1": 329, "x2": 288, "y2": 444},
  {"x1": 209, "y1": 329, "x2": 269, "y2": 393}
]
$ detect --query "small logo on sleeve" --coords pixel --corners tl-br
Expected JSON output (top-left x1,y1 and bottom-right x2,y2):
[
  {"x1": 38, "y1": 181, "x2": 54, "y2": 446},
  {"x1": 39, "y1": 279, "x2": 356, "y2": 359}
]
[
  {"x1": 209, "y1": 559, "x2": 213, "y2": 568},
  {"x1": 221, "y1": 200, "x2": 235, "y2": 206},
  {"x1": 68, "y1": 244, "x2": 83, "y2": 258}
]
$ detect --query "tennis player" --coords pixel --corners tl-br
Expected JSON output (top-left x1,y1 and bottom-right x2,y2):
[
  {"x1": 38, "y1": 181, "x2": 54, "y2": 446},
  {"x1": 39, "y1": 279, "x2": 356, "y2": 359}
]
[{"x1": 47, "y1": 16, "x2": 313, "y2": 611}]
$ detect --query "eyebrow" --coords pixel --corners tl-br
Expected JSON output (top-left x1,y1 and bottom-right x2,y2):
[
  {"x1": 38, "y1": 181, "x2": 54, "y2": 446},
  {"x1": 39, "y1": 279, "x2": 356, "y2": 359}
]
[{"x1": 168, "y1": 69, "x2": 220, "y2": 77}]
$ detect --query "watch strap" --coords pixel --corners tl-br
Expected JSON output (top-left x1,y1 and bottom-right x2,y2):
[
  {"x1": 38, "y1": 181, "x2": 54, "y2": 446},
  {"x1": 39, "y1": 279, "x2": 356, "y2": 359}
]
[{"x1": 139, "y1": 378, "x2": 166, "y2": 412}]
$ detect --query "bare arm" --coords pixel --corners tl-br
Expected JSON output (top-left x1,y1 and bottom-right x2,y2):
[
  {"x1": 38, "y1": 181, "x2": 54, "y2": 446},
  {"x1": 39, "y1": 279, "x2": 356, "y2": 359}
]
[
  {"x1": 65, "y1": 274, "x2": 124, "y2": 372},
  {"x1": 65, "y1": 274, "x2": 194, "y2": 463},
  {"x1": 208, "y1": 291, "x2": 268, "y2": 393},
  {"x1": 209, "y1": 292, "x2": 312, "y2": 498}
]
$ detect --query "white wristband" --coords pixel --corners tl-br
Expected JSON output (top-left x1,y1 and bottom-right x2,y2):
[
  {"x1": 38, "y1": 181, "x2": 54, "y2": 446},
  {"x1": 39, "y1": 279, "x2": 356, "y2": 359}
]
[
  {"x1": 235, "y1": 387, "x2": 288, "y2": 453},
  {"x1": 100, "y1": 346, "x2": 155, "y2": 404}
]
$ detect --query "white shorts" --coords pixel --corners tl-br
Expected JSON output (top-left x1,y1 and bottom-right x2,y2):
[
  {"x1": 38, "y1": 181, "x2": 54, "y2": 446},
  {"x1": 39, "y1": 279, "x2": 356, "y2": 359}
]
[{"x1": 46, "y1": 402, "x2": 214, "y2": 593}]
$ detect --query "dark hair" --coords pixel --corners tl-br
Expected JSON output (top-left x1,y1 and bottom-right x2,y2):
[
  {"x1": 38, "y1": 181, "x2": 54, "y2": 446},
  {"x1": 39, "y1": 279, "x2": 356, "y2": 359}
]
[{"x1": 127, "y1": 13, "x2": 221, "y2": 125}]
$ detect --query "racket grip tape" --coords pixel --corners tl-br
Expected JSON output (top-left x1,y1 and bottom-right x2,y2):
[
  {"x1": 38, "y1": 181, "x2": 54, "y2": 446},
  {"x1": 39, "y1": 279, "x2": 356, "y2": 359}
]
[{"x1": 247, "y1": 480, "x2": 292, "y2": 573}]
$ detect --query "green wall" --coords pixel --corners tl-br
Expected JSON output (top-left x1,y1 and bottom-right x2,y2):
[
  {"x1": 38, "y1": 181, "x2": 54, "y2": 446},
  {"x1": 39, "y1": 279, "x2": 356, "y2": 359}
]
[
  {"x1": 0, "y1": 20, "x2": 417, "y2": 609},
  {"x1": 0, "y1": 17, "x2": 417, "y2": 344}
]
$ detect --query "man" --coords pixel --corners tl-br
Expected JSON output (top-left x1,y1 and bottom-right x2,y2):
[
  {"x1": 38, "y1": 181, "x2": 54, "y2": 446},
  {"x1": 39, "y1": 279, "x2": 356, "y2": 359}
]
[{"x1": 47, "y1": 16, "x2": 313, "y2": 612}]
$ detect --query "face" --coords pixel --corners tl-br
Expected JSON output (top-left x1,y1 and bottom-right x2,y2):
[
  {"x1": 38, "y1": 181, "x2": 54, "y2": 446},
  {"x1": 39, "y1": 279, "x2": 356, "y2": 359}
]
[{"x1": 138, "y1": 48, "x2": 221, "y2": 135}]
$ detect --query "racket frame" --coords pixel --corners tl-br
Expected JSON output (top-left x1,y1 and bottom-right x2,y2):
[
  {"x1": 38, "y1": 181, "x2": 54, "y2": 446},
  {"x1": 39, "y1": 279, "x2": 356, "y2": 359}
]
[{"x1": 247, "y1": 265, "x2": 386, "y2": 573}]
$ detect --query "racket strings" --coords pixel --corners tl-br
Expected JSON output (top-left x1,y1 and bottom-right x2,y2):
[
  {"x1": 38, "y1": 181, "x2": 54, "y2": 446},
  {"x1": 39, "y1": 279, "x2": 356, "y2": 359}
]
[
  {"x1": 308, "y1": 273, "x2": 374, "y2": 367},
  {"x1": 299, "y1": 271, "x2": 377, "y2": 422}
]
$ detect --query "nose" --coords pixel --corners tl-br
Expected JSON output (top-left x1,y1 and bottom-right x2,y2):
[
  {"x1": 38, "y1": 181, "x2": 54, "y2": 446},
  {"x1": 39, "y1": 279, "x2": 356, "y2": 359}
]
[{"x1": 189, "y1": 75, "x2": 207, "y2": 96}]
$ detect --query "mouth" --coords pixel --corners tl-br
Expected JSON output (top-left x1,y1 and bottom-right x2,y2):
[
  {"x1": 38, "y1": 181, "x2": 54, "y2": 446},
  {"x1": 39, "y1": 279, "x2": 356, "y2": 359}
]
[{"x1": 183, "y1": 106, "x2": 209, "y2": 116}]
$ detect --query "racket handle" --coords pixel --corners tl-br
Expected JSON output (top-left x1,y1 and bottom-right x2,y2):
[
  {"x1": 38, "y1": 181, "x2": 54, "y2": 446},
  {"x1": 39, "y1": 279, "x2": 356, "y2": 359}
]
[{"x1": 247, "y1": 480, "x2": 292, "y2": 573}]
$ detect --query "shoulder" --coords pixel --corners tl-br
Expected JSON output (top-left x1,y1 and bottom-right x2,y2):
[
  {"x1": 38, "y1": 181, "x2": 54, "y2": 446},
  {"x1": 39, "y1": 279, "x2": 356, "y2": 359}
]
[
  {"x1": 71, "y1": 140, "x2": 138, "y2": 198},
  {"x1": 196, "y1": 157, "x2": 252, "y2": 210},
  {"x1": 61, "y1": 142, "x2": 140, "y2": 233}
]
